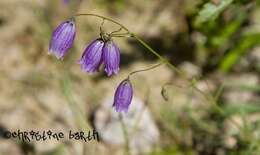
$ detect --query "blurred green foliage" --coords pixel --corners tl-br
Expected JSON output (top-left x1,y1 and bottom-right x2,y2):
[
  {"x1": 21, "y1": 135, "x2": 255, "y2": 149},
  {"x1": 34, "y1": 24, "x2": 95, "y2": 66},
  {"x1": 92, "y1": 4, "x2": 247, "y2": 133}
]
[
  {"x1": 193, "y1": 0, "x2": 260, "y2": 72},
  {"x1": 195, "y1": 0, "x2": 234, "y2": 26},
  {"x1": 155, "y1": 0, "x2": 260, "y2": 150},
  {"x1": 219, "y1": 33, "x2": 260, "y2": 72}
]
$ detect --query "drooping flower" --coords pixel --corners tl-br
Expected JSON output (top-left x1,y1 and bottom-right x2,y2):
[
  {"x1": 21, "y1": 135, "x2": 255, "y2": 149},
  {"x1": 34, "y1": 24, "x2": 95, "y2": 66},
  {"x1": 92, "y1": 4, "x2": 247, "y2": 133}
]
[
  {"x1": 113, "y1": 79, "x2": 133, "y2": 113},
  {"x1": 78, "y1": 39, "x2": 104, "y2": 73},
  {"x1": 79, "y1": 38, "x2": 121, "y2": 76},
  {"x1": 102, "y1": 40, "x2": 120, "y2": 76},
  {"x1": 49, "y1": 19, "x2": 76, "y2": 59}
]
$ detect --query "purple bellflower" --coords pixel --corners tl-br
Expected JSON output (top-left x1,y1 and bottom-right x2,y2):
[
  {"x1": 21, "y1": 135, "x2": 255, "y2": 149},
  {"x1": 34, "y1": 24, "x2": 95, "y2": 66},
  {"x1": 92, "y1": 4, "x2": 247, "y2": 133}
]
[
  {"x1": 79, "y1": 38, "x2": 120, "y2": 76},
  {"x1": 113, "y1": 79, "x2": 133, "y2": 113},
  {"x1": 78, "y1": 39, "x2": 104, "y2": 73},
  {"x1": 49, "y1": 19, "x2": 76, "y2": 59},
  {"x1": 103, "y1": 40, "x2": 120, "y2": 76}
]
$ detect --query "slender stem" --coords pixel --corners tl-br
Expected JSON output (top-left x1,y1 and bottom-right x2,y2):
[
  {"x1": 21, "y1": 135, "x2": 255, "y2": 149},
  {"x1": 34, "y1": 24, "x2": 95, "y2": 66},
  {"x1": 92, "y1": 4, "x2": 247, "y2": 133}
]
[
  {"x1": 191, "y1": 85, "x2": 242, "y2": 130},
  {"x1": 214, "y1": 83, "x2": 225, "y2": 101},
  {"x1": 134, "y1": 31, "x2": 242, "y2": 129},
  {"x1": 61, "y1": 76, "x2": 92, "y2": 131},
  {"x1": 73, "y1": 13, "x2": 130, "y2": 33},
  {"x1": 111, "y1": 33, "x2": 131, "y2": 37},
  {"x1": 128, "y1": 63, "x2": 162, "y2": 78},
  {"x1": 111, "y1": 35, "x2": 131, "y2": 38},
  {"x1": 74, "y1": 13, "x2": 184, "y2": 77},
  {"x1": 109, "y1": 27, "x2": 123, "y2": 35},
  {"x1": 161, "y1": 83, "x2": 185, "y2": 101},
  {"x1": 72, "y1": 13, "x2": 242, "y2": 131},
  {"x1": 131, "y1": 34, "x2": 186, "y2": 78},
  {"x1": 99, "y1": 19, "x2": 105, "y2": 34},
  {"x1": 119, "y1": 114, "x2": 130, "y2": 155}
]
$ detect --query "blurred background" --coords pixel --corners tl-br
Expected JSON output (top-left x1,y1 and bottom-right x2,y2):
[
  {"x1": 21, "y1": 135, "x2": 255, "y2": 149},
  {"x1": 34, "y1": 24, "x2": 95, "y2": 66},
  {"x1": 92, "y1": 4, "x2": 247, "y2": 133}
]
[{"x1": 0, "y1": 0, "x2": 260, "y2": 154}]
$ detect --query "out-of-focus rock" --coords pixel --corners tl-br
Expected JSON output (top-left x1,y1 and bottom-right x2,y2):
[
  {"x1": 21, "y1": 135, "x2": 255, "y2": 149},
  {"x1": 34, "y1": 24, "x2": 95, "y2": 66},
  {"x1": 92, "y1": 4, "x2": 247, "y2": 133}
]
[
  {"x1": 224, "y1": 114, "x2": 260, "y2": 149},
  {"x1": 223, "y1": 115, "x2": 243, "y2": 149},
  {"x1": 234, "y1": 57, "x2": 251, "y2": 72},
  {"x1": 224, "y1": 136, "x2": 237, "y2": 149},
  {"x1": 0, "y1": 140, "x2": 22, "y2": 155},
  {"x1": 179, "y1": 61, "x2": 202, "y2": 78},
  {"x1": 195, "y1": 79, "x2": 216, "y2": 93},
  {"x1": 248, "y1": 46, "x2": 260, "y2": 68},
  {"x1": 162, "y1": 77, "x2": 216, "y2": 110},
  {"x1": 94, "y1": 97, "x2": 160, "y2": 155},
  {"x1": 222, "y1": 73, "x2": 259, "y2": 103}
]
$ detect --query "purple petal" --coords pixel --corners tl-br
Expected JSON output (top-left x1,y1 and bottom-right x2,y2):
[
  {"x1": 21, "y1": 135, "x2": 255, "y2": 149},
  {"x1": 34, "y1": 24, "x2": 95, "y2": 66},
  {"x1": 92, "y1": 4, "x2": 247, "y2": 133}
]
[
  {"x1": 78, "y1": 39, "x2": 105, "y2": 73},
  {"x1": 113, "y1": 79, "x2": 133, "y2": 113},
  {"x1": 102, "y1": 40, "x2": 120, "y2": 76},
  {"x1": 49, "y1": 20, "x2": 76, "y2": 59}
]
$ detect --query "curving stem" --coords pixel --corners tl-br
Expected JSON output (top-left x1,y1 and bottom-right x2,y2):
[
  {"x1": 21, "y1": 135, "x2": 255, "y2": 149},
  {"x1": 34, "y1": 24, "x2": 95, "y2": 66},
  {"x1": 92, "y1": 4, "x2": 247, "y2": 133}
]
[
  {"x1": 73, "y1": 13, "x2": 185, "y2": 77},
  {"x1": 127, "y1": 63, "x2": 162, "y2": 80},
  {"x1": 73, "y1": 13, "x2": 130, "y2": 33},
  {"x1": 71, "y1": 13, "x2": 242, "y2": 131}
]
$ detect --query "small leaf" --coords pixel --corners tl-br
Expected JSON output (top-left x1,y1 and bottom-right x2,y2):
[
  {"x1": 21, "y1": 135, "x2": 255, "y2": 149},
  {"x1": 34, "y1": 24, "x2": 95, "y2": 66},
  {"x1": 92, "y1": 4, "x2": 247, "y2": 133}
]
[
  {"x1": 195, "y1": 0, "x2": 234, "y2": 26},
  {"x1": 223, "y1": 103, "x2": 260, "y2": 116},
  {"x1": 219, "y1": 33, "x2": 260, "y2": 72}
]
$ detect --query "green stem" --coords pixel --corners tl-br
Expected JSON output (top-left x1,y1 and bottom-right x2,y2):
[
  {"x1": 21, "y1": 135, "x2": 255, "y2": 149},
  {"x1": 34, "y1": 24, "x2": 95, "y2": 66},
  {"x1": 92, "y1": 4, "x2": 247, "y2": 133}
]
[
  {"x1": 133, "y1": 34, "x2": 243, "y2": 130},
  {"x1": 72, "y1": 13, "x2": 241, "y2": 131},
  {"x1": 74, "y1": 13, "x2": 185, "y2": 77},
  {"x1": 193, "y1": 85, "x2": 242, "y2": 130},
  {"x1": 62, "y1": 78, "x2": 92, "y2": 131},
  {"x1": 74, "y1": 13, "x2": 130, "y2": 33},
  {"x1": 131, "y1": 34, "x2": 186, "y2": 77},
  {"x1": 119, "y1": 114, "x2": 130, "y2": 155},
  {"x1": 128, "y1": 63, "x2": 162, "y2": 79}
]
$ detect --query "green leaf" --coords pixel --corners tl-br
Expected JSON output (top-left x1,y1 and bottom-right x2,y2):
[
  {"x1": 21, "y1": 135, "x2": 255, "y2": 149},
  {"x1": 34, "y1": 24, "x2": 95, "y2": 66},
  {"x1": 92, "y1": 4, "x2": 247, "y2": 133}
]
[
  {"x1": 210, "y1": 12, "x2": 246, "y2": 47},
  {"x1": 219, "y1": 33, "x2": 260, "y2": 72},
  {"x1": 239, "y1": 84, "x2": 260, "y2": 93},
  {"x1": 195, "y1": 0, "x2": 234, "y2": 26},
  {"x1": 223, "y1": 103, "x2": 260, "y2": 116}
]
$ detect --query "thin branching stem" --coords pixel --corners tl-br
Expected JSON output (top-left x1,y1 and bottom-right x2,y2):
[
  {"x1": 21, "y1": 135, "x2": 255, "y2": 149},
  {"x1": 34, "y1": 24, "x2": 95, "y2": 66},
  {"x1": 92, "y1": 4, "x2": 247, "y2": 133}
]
[
  {"x1": 128, "y1": 63, "x2": 162, "y2": 79},
  {"x1": 131, "y1": 34, "x2": 186, "y2": 77},
  {"x1": 74, "y1": 13, "x2": 130, "y2": 33},
  {"x1": 99, "y1": 19, "x2": 105, "y2": 33},
  {"x1": 109, "y1": 27, "x2": 123, "y2": 35},
  {"x1": 110, "y1": 33, "x2": 131, "y2": 37},
  {"x1": 72, "y1": 13, "x2": 242, "y2": 131}
]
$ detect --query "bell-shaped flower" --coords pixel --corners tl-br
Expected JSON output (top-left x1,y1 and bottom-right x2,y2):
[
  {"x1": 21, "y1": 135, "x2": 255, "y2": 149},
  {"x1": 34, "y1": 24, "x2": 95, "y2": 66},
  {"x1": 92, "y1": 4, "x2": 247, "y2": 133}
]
[
  {"x1": 113, "y1": 79, "x2": 133, "y2": 113},
  {"x1": 49, "y1": 19, "x2": 76, "y2": 59},
  {"x1": 102, "y1": 40, "x2": 120, "y2": 76},
  {"x1": 78, "y1": 39, "x2": 105, "y2": 73}
]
